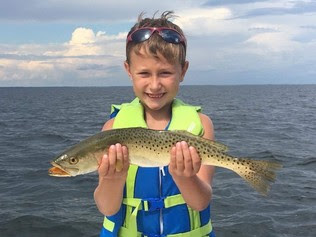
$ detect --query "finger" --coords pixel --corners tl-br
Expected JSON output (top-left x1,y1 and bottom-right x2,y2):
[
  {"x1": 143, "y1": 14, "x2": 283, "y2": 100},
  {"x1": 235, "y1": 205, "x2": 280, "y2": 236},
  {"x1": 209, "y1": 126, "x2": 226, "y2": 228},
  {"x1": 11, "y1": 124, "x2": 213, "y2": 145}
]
[
  {"x1": 97, "y1": 154, "x2": 103, "y2": 166},
  {"x1": 122, "y1": 146, "x2": 129, "y2": 171},
  {"x1": 169, "y1": 146, "x2": 177, "y2": 171},
  {"x1": 189, "y1": 146, "x2": 201, "y2": 174},
  {"x1": 115, "y1": 143, "x2": 123, "y2": 172},
  {"x1": 108, "y1": 145, "x2": 117, "y2": 175},
  {"x1": 181, "y1": 141, "x2": 193, "y2": 172},
  {"x1": 98, "y1": 154, "x2": 109, "y2": 176},
  {"x1": 176, "y1": 142, "x2": 184, "y2": 171}
]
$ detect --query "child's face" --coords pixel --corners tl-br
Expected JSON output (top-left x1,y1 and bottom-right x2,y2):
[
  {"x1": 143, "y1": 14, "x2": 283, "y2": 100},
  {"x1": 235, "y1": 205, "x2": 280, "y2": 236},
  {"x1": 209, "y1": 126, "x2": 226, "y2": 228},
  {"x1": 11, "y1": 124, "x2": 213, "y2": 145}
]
[{"x1": 125, "y1": 47, "x2": 188, "y2": 113}]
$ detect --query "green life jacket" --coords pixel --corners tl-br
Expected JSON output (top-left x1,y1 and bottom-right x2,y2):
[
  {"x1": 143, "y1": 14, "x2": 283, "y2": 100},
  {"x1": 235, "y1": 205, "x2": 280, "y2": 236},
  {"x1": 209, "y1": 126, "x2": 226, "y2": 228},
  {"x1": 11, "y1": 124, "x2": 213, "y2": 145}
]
[
  {"x1": 111, "y1": 97, "x2": 204, "y2": 136},
  {"x1": 101, "y1": 98, "x2": 213, "y2": 237}
]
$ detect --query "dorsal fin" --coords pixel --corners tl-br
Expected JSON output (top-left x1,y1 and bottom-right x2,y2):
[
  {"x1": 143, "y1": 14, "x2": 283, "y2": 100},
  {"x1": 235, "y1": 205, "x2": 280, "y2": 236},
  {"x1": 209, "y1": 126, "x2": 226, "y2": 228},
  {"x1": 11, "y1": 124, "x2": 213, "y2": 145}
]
[{"x1": 170, "y1": 130, "x2": 229, "y2": 152}]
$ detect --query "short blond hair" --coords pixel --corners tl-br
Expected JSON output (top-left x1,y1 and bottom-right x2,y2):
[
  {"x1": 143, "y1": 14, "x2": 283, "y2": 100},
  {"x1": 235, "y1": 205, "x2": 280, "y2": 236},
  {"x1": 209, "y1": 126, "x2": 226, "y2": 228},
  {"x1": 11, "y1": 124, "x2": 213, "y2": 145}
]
[{"x1": 126, "y1": 11, "x2": 186, "y2": 66}]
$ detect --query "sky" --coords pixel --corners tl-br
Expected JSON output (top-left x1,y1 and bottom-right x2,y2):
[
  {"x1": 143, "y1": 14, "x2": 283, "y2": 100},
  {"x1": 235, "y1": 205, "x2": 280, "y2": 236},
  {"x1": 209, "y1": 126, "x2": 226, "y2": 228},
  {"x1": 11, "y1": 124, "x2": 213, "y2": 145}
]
[{"x1": 0, "y1": 0, "x2": 316, "y2": 86}]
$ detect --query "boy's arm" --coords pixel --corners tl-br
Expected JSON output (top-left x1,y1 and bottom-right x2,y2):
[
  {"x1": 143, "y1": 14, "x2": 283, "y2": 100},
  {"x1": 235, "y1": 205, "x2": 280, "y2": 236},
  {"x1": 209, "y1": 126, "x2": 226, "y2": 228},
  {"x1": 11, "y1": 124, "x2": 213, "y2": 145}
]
[
  {"x1": 94, "y1": 118, "x2": 129, "y2": 216},
  {"x1": 169, "y1": 113, "x2": 215, "y2": 211}
]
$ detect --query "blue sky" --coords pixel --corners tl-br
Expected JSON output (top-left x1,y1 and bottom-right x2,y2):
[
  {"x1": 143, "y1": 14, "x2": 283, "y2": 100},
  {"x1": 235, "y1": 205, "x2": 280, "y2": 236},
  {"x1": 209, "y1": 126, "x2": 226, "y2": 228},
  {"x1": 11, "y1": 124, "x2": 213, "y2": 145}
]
[{"x1": 1, "y1": 0, "x2": 316, "y2": 86}]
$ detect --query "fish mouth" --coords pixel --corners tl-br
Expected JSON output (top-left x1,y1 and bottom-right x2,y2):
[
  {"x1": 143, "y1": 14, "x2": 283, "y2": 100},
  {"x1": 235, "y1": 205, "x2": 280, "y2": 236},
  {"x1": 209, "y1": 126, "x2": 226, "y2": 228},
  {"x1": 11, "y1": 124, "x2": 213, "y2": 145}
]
[{"x1": 49, "y1": 162, "x2": 72, "y2": 177}]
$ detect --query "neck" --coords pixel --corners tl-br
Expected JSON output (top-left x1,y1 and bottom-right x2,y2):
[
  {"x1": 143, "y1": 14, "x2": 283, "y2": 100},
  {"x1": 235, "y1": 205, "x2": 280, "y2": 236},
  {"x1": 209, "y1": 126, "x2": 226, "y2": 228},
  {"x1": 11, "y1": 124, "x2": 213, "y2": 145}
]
[{"x1": 144, "y1": 104, "x2": 172, "y2": 130}]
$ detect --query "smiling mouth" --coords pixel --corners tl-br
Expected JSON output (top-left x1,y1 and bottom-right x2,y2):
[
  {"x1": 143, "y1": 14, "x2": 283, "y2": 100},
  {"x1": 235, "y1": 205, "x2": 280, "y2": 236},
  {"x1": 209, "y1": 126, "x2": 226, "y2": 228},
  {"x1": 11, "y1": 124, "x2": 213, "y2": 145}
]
[{"x1": 146, "y1": 93, "x2": 165, "y2": 98}]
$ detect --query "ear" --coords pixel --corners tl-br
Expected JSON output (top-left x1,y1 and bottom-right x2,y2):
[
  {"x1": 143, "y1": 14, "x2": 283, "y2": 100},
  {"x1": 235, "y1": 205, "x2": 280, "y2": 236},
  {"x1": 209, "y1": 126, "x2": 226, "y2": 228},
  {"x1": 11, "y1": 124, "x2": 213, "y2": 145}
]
[
  {"x1": 180, "y1": 61, "x2": 189, "y2": 82},
  {"x1": 124, "y1": 61, "x2": 132, "y2": 78}
]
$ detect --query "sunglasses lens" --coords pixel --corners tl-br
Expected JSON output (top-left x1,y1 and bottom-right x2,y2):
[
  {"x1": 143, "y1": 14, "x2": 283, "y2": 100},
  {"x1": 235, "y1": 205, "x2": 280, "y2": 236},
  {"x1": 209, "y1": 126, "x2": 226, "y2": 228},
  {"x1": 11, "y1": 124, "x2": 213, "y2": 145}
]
[
  {"x1": 160, "y1": 29, "x2": 182, "y2": 44},
  {"x1": 131, "y1": 29, "x2": 152, "y2": 42},
  {"x1": 128, "y1": 28, "x2": 186, "y2": 49}
]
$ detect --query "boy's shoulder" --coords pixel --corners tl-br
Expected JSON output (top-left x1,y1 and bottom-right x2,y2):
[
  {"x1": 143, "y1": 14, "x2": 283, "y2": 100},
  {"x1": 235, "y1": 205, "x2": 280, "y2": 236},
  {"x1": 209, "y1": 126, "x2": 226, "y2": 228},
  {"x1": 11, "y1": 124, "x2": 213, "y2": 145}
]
[
  {"x1": 198, "y1": 113, "x2": 214, "y2": 140},
  {"x1": 198, "y1": 112, "x2": 212, "y2": 123},
  {"x1": 102, "y1": 118, "x2": 115, "y2": 131}
]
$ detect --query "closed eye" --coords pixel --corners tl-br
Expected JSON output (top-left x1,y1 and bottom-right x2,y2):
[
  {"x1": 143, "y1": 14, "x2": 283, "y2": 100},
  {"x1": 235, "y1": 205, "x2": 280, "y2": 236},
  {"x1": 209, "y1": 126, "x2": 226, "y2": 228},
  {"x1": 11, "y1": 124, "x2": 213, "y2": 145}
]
[
  {"x1": 138, "y1": 72, "x2": 150, "y2": 77},
  {"x1": 160, "y1": 71, "x2": 173, "y2": 77}
]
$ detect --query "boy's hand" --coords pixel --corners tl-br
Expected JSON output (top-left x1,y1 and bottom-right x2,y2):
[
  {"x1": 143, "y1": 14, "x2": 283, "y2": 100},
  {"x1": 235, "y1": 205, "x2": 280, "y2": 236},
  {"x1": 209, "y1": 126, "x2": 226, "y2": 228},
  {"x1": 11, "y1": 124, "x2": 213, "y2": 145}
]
[
  {"x1": 97, "y1": 143, "x2": 129, "y2": 180},
  {"x1": 169, "y1": 141, "x2": 201, "y2": 178}
]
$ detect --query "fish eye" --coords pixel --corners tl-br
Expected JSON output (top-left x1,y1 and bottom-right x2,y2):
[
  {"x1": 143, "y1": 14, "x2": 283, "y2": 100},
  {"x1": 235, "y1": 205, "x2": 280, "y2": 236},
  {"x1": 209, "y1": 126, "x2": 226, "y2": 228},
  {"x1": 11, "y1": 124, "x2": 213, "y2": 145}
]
[{"x1": 69, "y1": 157, "x2": 79, "y2": 165}]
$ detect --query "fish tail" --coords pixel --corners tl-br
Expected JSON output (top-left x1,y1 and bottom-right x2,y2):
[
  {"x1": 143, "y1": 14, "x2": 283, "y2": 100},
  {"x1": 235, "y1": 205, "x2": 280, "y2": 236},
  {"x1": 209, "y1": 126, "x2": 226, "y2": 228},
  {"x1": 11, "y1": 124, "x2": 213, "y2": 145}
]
[{"x1": 234, "y1": 159, "x2": 282, "y2": 195}]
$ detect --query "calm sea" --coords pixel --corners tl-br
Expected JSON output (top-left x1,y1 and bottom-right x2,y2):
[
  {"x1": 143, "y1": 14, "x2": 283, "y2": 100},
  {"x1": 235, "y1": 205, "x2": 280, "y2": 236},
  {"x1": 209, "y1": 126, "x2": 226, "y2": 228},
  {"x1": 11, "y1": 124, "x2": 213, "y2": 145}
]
[{"x1": 0, "y1": 85, "x2": 315, "y2": 237}]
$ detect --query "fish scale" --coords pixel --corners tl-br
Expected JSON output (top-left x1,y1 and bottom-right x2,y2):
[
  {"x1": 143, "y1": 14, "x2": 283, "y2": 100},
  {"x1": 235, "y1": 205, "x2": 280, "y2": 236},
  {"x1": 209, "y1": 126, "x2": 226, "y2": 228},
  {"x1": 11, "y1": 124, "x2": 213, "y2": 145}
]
[{"x1": 49, "y1": 127, "x2": 282, "y2": 195}]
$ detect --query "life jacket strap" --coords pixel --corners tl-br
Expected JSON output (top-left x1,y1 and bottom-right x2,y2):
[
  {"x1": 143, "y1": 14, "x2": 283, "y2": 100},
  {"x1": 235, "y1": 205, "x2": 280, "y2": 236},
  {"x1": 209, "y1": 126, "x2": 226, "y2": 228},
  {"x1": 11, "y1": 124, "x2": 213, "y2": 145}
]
[
  {"x1": 107, "y1": 194, "x2": 185, "y2": 237},
  {"x1": 102, "y1": 217, "x2": 115, "y2": 232},
  {"x1": 117, "y1": 220, "x2": 213, "y2": 237},
  {"x1": 124, "y1": 164, "x2": 139, "y2": 229},
  {"x1": 122, "y1": 193, "x2": 186, "y2": 211}
]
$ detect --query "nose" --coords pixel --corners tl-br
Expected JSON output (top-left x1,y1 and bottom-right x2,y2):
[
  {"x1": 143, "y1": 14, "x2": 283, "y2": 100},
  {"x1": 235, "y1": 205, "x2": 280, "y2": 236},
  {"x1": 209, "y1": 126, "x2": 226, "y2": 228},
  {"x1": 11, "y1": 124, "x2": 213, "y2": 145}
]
[{"x1": 149, "y1": 75, "x2": 162, "y2": 91}]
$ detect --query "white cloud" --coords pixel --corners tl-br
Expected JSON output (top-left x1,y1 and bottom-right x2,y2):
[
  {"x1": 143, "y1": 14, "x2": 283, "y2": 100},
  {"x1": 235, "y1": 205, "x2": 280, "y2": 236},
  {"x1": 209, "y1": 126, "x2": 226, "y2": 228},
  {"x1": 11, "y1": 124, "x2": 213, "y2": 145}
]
[
  {"x1": 69, "y1": 28, "x2": 96, "y2": 45},
  {"x1": 178, "y1": 8, "x2": 233, "y2": 21},
  {"x1": 1, "y1": 0, "x2": 316, "y2": 85},
  {"x1": 175, "y1": 8, "x2": 236, "y2": 36},
  {"x1": 248, "y1": 23, "x2": 281, "y2": 33},
  {"x1": 63, "y1": 27, "x2": 127, "y2": 57},
  {"x1": 245, "y1": 32, "x2": 300, "y2": 53},
  {"x1": 65, "y1": 27, "x2": 101, "y2": 56},
  {"x1": 168, "y1": 3, "x2": 316, "y2": 85},
  {"x1": 0, "y1": 27, "x2": 127, "y2": 85}
]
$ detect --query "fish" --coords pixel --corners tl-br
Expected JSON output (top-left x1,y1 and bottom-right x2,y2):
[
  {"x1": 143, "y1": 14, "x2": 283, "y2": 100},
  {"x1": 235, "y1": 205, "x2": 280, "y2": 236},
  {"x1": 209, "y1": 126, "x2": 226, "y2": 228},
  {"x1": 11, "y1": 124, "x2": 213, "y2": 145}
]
[{"x1": 49, "y1": 127, "x2": 282, "y2": 195}]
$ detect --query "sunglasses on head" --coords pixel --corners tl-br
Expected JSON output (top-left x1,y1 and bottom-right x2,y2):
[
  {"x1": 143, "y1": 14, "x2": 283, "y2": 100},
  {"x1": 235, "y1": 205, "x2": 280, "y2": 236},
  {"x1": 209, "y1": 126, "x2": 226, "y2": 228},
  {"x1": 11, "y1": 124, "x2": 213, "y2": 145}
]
[{"x1": 127, "y1": 27, "x2": 187, "y2": 49}]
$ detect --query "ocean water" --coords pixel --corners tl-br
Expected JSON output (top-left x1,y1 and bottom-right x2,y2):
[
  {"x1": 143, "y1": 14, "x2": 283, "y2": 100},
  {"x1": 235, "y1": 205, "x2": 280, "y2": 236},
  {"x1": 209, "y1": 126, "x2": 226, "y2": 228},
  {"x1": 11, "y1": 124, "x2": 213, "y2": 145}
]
[{"x1": 0, "y1": 85, "x2": 315, "y2": 237}]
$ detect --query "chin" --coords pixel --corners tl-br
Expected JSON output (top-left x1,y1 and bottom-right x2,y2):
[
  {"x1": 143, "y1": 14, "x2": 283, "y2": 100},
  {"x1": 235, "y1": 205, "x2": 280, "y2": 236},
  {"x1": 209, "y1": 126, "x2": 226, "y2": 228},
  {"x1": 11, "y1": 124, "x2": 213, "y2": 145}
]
[
  {"x1": 143, "y1": 102, "x2": 163, "y2": 110},
  {"x1": 145, "y1": 101, "x2": 172, "y2": 112}
]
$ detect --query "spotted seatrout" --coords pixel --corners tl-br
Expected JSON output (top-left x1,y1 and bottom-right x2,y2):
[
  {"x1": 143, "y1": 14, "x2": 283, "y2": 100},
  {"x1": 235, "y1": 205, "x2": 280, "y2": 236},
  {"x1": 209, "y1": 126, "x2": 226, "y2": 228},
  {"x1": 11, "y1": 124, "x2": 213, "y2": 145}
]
[{"x1": 49, "y1": 127, "x2": 282, "y2": 195}]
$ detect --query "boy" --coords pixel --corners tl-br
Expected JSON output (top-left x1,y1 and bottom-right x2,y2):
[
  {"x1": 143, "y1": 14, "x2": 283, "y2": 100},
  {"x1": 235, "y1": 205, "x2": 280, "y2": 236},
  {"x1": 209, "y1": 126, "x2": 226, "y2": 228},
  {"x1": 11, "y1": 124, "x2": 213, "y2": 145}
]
[{"x1": 94, "y1": 11, "x2": 216, "y2": 237}]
